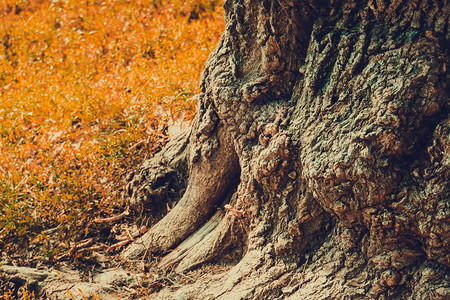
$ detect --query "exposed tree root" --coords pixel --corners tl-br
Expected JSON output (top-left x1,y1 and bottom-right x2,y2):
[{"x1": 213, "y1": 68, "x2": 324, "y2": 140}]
[
  {"x1": 122, "y1": 122, "x2": 240, "y2": 259},
  {"x1": 120, "y1": 0, "x2": 449, "y2": 298},
  {"x1": 158, "y1": 209, "x2": 233, "y2": 272}
]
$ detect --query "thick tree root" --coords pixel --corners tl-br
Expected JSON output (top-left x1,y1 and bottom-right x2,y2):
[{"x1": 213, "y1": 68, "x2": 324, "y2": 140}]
[
  {"x1": 122, "y1": 124, "x2": 240, "y2": 259},
  {"x1": 158, "y1": 209, "x2": 236, "y2": 272}
]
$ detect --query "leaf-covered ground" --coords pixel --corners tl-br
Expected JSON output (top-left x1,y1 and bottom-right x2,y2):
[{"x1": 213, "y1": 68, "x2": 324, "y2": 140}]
[{"x1": 0, "y1": 1, "x2": 223, "y2": 296}]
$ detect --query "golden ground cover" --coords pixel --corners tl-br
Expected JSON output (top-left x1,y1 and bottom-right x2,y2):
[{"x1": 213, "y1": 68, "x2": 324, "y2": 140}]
[{"x1": 0, "y1": 0, "x2": 224, "y2": 260}]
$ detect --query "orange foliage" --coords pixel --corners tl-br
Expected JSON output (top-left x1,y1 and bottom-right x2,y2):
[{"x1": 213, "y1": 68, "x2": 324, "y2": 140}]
[{"x1": 0, "y1": 0, "x2": 224, "y2": 258}]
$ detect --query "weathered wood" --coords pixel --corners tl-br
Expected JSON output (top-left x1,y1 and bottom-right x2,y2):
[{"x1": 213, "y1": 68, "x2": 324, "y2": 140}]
[{"x1": 124, "y1": 0, "x2": 449, "y2": 298}]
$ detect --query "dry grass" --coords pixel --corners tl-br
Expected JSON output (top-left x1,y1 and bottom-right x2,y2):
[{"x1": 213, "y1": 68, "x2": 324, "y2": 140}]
[{"x1": 0, "y1": 0, "x2": 224, "y2": 261}]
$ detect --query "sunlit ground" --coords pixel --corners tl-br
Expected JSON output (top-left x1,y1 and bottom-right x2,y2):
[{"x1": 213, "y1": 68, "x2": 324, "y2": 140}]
[{"x1": 0, "y1": 0, "x2": 224, "y2": 259}]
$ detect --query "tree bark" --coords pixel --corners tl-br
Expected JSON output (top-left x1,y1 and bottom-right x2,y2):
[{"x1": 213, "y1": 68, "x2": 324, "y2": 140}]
[{"x1": 123, "y1": 0, "x2": 449, "y2": 298}]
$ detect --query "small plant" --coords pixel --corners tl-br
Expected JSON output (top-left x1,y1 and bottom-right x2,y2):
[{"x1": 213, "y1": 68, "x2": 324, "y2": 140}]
[{"x1": 2, "y1": 284, "x2": 36, "y2": 300}]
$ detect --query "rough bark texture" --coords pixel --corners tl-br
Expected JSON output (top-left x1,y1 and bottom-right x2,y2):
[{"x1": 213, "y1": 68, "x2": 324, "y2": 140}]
[{"x1": 124, "y1": 0, "x2": 449, "y2": 298}]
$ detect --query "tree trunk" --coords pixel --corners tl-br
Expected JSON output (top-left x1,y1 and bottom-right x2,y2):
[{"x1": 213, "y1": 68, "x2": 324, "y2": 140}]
[{"x1": 123, "y1": 0, "x2": 449, "y2": 298}]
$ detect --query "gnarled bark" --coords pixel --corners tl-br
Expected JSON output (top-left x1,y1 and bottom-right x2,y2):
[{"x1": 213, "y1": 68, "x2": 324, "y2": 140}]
[{"x1": 124, "y1": 0, "x2": 449, "y2": 298}]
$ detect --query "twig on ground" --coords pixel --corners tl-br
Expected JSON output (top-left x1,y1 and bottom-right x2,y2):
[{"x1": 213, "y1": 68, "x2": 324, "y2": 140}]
[
  {"x1": 107, "y1": 240, "x2": 130, "y2": 252},
  {"x1": 93, "y1": 210, "x2": 130, "y2": 224},
  {"x1": 125, "y1": 227, "x2": 134, "y2": 242},
  {"x1": 116, "y1": 225, "x2": 147, "y2": 241},
  {"x1": 69, "y1": 238, "x2": 94, "y2": 256}
]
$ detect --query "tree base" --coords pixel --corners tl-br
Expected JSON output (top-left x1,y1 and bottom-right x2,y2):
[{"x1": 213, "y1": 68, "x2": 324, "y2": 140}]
[
  {"x1": 154, "y1": 223, "x2": 450, "y2": 299},
  {"x1": 121, "y1": 0, "x2": 449, "y2": 298}
]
